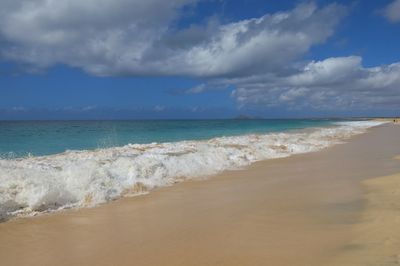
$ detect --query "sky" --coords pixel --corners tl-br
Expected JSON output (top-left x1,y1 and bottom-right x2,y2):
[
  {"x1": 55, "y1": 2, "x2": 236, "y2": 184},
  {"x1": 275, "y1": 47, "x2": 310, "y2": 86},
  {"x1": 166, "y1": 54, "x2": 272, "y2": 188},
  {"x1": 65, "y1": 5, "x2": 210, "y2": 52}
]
[{"x1": 0, "y1": 0, "x2": 400, "y2": 119}]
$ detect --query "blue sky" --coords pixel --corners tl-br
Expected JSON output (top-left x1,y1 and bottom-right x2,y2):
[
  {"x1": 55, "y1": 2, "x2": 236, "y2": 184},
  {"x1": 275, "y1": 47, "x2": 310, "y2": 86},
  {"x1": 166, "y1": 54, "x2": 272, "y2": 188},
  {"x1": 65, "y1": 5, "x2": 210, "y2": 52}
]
[{"x1": 0, "y1": 0, "x2": 400, "y2": 119}]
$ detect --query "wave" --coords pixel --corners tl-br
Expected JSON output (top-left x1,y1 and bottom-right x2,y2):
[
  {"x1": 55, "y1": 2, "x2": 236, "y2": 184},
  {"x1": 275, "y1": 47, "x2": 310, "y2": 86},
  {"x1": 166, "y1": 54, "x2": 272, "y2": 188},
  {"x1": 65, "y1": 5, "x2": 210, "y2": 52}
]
[{"x1": 0, "y1": 121, "x2": 385, "y2": 219}]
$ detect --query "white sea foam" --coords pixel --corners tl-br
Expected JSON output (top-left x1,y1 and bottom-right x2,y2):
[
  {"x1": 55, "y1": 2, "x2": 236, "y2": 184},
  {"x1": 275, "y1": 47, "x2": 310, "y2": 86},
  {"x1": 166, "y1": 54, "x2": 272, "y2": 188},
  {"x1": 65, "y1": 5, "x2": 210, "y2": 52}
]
[{"x1": 0, "y1": 121, "x2": 385, "y2": 219}]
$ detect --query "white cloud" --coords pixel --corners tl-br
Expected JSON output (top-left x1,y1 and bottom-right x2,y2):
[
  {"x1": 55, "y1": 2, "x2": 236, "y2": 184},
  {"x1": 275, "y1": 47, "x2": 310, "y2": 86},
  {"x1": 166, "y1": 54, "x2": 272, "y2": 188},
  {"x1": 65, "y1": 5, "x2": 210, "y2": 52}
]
[
  {"x1": 1, "y1": 1, "x2": 399, "y2": 112},
  {"x1": 0, "y1": 1, "x2": 345, "y2": 77},
  {"x1": 10, "y1": 106, "x2": 27, "y2": 112},
  {"x1": 231, "y1": 56, "x2": 400, "y2": 110},
  {"x1": 154, "y1": 105, "x2": 165, "y2": 112},
  {"x1": 185, "y1": 84, "x2": 207, "y2": 94},
  {"x1": 382, "y1": 0, "x2": 400, "y2": 23},
  {"x1": 0, "y1": 0, "x2": 198, "y2": 72}
]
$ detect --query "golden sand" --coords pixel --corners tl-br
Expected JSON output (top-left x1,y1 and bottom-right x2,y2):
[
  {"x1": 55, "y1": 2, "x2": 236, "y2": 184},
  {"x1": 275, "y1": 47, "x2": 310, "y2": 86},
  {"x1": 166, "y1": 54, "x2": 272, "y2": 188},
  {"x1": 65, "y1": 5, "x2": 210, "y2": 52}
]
[
  {"x1": 0, "y1": 124, "x2": 399, "y2": 266},
  {"x1": 330, "y1": 157, "x2": 400, "y2": 266}
]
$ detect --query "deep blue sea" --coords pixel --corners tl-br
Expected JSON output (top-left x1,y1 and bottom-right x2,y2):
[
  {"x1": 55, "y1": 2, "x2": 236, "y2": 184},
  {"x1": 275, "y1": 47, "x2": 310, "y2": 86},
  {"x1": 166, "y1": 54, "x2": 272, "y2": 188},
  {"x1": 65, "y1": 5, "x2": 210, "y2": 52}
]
[{"x1": 0, "y1": 119, "x2": 335, "y2": 158}]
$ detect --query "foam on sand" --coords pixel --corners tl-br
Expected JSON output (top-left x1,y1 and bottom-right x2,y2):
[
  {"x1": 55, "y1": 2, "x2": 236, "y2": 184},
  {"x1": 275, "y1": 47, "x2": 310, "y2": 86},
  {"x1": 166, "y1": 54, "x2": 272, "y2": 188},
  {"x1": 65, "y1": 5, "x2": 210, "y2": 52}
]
[{"x1": 0, "y1": 121, "x2": 385, "y2": 219}]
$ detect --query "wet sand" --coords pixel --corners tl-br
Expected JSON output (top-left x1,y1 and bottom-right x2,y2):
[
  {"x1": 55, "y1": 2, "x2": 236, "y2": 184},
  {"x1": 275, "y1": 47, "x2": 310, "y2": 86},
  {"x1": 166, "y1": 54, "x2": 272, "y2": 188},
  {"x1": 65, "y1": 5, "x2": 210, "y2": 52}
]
[
  {"x1": 0, "y1": 124, "x2": 400, "y2": 266},
  {"x1": 329, "y1": 159, "x2": 400, "y2": 266}
]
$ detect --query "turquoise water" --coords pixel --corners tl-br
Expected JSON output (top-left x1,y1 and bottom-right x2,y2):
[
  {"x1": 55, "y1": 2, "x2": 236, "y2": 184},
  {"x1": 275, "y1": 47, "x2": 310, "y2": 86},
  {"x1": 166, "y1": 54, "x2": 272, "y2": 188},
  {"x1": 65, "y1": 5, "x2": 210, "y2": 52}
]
[
  {"x1": 0, "y1": 119, "x2": 336, "y2": 158},
  {"x1": 1, "y1": 119, "x2": 380, "y2": 219}
]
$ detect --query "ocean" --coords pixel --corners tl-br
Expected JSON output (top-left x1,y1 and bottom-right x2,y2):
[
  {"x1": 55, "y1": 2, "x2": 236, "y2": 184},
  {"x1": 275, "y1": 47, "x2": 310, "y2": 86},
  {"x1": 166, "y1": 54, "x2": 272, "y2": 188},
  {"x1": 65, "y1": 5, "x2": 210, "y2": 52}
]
[
  {"x1": 0, "y1": 119, "x2": 335, "y2": 158},
  {"x1": 0, "y1": 119, "x2": 384, "y2": 219}
]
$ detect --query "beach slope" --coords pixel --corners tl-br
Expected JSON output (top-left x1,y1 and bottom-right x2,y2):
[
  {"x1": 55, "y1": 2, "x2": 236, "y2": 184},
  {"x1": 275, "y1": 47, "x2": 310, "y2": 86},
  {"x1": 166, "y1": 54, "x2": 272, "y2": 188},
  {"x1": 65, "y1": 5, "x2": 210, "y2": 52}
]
[
  {"x1": 330, "y1": 159, "x2": 400, "y2": 265},
  {"x1": 0, "y1": 124, "x2": 400, "y2": 266}
]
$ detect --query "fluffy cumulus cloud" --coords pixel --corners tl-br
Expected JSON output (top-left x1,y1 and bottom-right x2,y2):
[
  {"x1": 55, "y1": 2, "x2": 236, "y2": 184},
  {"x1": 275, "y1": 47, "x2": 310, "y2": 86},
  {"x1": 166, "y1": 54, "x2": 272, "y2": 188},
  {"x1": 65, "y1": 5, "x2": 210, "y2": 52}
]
[
  {"x1": 382, "y1": 0, "x2": 400, "y2": 23},
  {"x1": 0, "y1": 0, "x2": 198, "y2": 74},
  {"x1": 0, "y1": 1, "x2": 344, "y2": 77},
  {"x1": 230, "y1": 56, "x2": 400, "y2": 110},
  {"x1": 0, "y1": 1, "x2": 399, "y2": 111}
]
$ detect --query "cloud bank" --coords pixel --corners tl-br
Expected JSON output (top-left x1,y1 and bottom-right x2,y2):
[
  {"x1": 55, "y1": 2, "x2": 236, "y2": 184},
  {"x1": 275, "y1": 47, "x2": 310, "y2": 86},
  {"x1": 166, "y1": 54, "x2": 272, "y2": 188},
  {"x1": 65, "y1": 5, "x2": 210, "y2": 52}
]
[
  {"x1": 0, "y1": 1, "x2": 344, "y2": 77},
  {"x1": 0, "y1": 1, "x2": 399, "y2": 112},
  {"x1": 231, "y1": 56, "x2": 400, "y2": 110}
]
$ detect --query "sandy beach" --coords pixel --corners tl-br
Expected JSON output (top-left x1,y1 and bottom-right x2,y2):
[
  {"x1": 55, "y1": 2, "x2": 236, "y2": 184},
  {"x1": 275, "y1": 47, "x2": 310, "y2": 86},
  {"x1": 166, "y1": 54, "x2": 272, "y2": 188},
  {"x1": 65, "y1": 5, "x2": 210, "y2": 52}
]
[
  {"x1": 329, "y1": 155, "x2": 400, "y2": 266},
  {"x1": 0, "y1": 123, "x2": 400, "y2": 266}
]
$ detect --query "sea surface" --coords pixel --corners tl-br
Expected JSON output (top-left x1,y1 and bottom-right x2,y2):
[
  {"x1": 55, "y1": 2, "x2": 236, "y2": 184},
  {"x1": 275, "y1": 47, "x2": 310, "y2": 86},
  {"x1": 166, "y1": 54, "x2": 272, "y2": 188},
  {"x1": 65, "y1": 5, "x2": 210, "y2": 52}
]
[
  {"x1": 1, "y1": 119, "x2": 335, "y2": 158},
  {"x1": 0, "y1": 119, "x2": 384, "y2": 220}
]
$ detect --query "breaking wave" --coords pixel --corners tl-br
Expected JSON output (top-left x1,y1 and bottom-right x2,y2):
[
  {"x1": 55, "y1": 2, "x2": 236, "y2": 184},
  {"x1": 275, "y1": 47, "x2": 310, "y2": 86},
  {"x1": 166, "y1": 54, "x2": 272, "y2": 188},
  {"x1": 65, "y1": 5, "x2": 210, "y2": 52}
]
[{"x1": 0, "y1": 121, "x2": 384, "y2": 219}]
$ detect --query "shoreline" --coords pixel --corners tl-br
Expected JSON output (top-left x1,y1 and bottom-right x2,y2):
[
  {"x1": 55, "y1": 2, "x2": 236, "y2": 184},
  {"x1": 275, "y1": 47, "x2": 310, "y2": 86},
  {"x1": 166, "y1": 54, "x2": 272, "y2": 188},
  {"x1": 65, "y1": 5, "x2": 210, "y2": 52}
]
[
  {"x1": 0, "y1": 120, "x2": 384, "y2": 220},
  {"x1": 0, "y1": 123, "x2": 399, "y2": 265}
]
